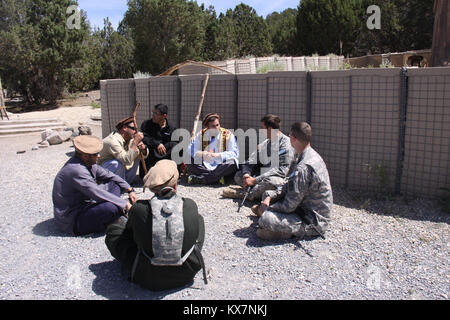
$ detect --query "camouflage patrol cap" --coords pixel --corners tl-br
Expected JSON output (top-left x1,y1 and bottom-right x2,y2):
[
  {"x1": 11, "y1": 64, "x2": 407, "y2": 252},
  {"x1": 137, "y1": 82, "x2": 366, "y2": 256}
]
[{"x1": 143, "y1": 159, "x2": 179, "y2": 193}]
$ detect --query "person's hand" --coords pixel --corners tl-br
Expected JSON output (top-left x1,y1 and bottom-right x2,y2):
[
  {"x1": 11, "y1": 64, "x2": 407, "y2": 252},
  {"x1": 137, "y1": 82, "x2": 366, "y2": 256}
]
[
  {"x1": 137, "y1": 142, "x2": 147, "y2": 155},
  {"x1": 243, "y1": 176, "x2": 256, "y2": 188},
  {"x1": 259, "y1": 197, "x2": 271, "y2": 216},
  {"x1": 128, "y1": 192, "x2": 137, "y2": 204},
  {"x1": 125, "y1": 201, "x2": 132, "y2": 212},
  {"x1": 133, "y1": 132, "x2": 144, "y2": 144},
  {"x1": 157, "y1": 144, "x2": 167, "y2": 156},
  {"x1": 203, "y1": 151, "x2": 213, "y2": 163}
]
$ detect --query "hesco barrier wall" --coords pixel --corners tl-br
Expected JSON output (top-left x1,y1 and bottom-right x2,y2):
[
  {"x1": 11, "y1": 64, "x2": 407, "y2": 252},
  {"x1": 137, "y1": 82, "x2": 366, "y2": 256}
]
[{"x1": 100, "y1": 67, "x2": 450, "y2": 199}]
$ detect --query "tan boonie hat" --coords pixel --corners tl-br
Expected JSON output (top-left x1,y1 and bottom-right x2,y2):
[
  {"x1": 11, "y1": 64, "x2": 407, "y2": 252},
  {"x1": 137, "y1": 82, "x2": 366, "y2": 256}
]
[
  {"x1": 143, "y1": 160, "x2": 179, "y2": 193},
  {"x1": 73, "y1": 135, "x2": 103, "y2": 154},
  {"x1": 116, "y1": 116, "x2": 134, "y2": 130}
]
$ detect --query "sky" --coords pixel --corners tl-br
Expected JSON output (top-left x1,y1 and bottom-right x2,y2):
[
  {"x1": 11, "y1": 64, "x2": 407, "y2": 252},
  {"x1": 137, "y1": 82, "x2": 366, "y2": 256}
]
[{"x1": 77, "y1": 0, "x2": 300, "y2": 30}]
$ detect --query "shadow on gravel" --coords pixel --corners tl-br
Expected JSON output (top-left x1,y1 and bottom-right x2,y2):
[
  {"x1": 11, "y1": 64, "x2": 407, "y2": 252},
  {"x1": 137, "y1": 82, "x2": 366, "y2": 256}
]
[
  {"x1": 32, "y1": 218, "x2": 104, "y2": 238},
  {"x1": 89, "y1": 261, "x2": 190, "y2": 300},
  {"x1": 332, "y1": 186, "x2": 449, "y2": 224},
  {"x1": 32, "y1": 218, "x2": 72, "y2": 238}
]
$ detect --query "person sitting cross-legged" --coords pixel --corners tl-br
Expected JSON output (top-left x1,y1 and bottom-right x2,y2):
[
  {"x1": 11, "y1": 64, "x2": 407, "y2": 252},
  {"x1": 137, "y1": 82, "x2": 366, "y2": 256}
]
[
  {"x1": 222, "y1": 114, "x2": 295, "y2": 202},
  {"x1": 52, "y1": 135, "x2": 136, "y2": 236},
  {"x1": 252, "y1": 122, "x2": 333, "y2": 241},
  {"x1": 186, "y1": 113, "x2": 239, "y2": 185},
  {"x1": 105, "y1": 160, "x2": 207, "y2": 291}
]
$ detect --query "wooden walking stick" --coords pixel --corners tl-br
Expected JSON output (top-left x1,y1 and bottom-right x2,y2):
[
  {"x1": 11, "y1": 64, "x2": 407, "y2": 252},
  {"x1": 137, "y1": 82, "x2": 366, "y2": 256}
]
[
  {"x1": 191, "y1": 73, "x2": 210, "y2": 140},
  {"x1": 132, "y1": 102, "x2": 148, "y2": 190}
]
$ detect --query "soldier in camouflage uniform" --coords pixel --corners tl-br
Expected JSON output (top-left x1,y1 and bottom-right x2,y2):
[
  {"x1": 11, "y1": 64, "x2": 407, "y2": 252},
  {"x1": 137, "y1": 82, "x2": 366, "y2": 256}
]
[
  {"x1": 222, "y1": 114, "x2": 295, "y2": 201},
  {"x1": 253, "y1": 122, "x2": 333, "y2": 241}
]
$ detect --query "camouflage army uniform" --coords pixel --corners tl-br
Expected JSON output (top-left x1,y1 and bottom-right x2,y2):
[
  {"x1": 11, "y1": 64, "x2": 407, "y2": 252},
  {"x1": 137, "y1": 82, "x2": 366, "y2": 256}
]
[
  {"x1": 235, "y1": 133, "x2": 295, "y2": 201},
  {"x1": 259, "y1": 146, "x2": 333, "y2": 238}
]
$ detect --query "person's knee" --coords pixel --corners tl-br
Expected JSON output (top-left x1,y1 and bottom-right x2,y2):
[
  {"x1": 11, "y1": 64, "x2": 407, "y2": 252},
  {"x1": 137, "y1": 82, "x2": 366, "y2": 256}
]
[{"x1": 103, "y1": 160, "x2": 125, "y2": 177}]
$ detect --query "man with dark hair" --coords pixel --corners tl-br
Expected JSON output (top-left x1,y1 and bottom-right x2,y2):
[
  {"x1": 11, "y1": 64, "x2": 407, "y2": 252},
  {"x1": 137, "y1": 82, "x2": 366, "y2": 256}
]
[
  {"x1": 186, "y1": 113, "x2": 239, "y2": 185},
  {"x1": 98, "y1": 117, "x2": 148, "y2": 185},
  {"x1": 252, "y1": 122, "x2": 333, "y2": 241},
  {"x1": 222, "y1": 114, "x2": 294, "y2": 201},
  {"x1": 140, "y1": 104, "x2": 179, "y2": 177},
  {"x1": 53, "y1": 135, "x2": 136, "y2": 236}
]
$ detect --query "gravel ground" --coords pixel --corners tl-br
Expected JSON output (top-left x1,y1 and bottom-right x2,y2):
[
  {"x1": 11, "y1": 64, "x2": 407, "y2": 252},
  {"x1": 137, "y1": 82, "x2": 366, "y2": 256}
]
[{"x1": 0, "y1": 116, "x2": 448, "y2": 300}]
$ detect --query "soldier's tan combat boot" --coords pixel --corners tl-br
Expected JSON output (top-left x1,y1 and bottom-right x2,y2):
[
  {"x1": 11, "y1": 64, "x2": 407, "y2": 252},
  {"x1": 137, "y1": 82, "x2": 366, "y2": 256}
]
[
  {"x1": 222, "y1": 187, "x2": 245, "y2": 199},
  {"x1": 256, "y1": 228, "x2": 292, "y2": 241},
  {"x1": 251, "y1": 204, "x2": 261, "y2": 216}
]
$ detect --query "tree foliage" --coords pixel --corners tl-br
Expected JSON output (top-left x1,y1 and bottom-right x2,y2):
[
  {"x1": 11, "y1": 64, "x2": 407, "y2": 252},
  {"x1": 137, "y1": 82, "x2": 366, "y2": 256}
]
[
  {"x1": 227, "y1": 4, "x2": 273, "y2": 57},
  {"x1": 0, "y1": 0, "x2": 438, "y2": 106},
  {"x1": 295, "y1": 0, "x2": 363, "y2": 56},
  {"x1": 0, "y1": 0, "x2": 90, "y2": 104},
  {"x1": 123, "y1": 0, "x2": 206, "y2": 75},
  {"x1": 266, "y1": 8, "x2": 297, "y2": 56}
]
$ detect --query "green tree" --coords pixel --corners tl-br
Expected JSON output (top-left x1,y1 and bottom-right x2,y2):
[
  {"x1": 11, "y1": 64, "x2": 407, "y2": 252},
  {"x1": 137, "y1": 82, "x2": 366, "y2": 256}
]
[
  {"x1": 228, "y1": 4, "x2": 273, "y2": 57},
  {"x1": 354, "y1": 0, "x2": 434, "y2": 55},
  {"x1": 0, "y1": 0, "x2": 27, "y2": 32},
  {"x1": 295, "y1": 0, "x2": 363, "y2": 56},
  {"x1": 354, "y1": 0, "x2": 402, "y2": 55},
  {"x1": 0, "y1": 0, "x2": 90, "y2": 104},
  {"x1": 97, "y1": 18, "x2": 135, "y2": 80},
  {"x1": 395, "y1": 0, "x2": 435, "y2": 50},
  {"x1": 123, "y1": 0, "x2": 206, "y2": 74},
  {"x1": 213, "y1": 11, "x2": 239, "y2": 60},
  {"x1": 266, "y1": 8, "x2": 297, "y2": 56}
]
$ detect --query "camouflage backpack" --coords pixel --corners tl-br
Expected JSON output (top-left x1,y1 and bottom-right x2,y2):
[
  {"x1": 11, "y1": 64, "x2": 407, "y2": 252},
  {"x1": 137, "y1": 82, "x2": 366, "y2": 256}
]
[{"x1": 130, "y1": 188, "x2": 207, "y2": 284}]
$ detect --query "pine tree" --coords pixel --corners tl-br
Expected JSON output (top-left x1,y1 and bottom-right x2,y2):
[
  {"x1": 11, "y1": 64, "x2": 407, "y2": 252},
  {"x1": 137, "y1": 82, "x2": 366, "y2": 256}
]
[
  {"x1": 123, "y1": 0, "x2": 206, "y2": 74},
  {"x1": 228, "y1": 4, "x2": 273, "y2": 57},
  {"x1": 294, "y1": 0, "x2": 363, "y2": 56},
  {"x1": 0, "y1": 0, "x2": 90, "y2": 104},
  {"x1": 266, "y1": 8, "x2": 298, "y2": 56}
]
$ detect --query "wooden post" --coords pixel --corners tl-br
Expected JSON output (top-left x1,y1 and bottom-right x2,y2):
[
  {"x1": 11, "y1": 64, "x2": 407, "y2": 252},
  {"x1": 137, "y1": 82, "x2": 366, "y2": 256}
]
[
  {"x1": 0, "y1": 77, "x2": 9, "y2": 120},
  {"x1": 431, "y1": 0, "x2": 449, "y2": 66}
]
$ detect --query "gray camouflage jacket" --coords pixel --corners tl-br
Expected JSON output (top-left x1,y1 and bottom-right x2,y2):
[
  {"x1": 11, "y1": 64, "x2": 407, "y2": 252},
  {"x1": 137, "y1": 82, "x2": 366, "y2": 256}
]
[
  {"x1": 263, "y1": 146, "x2": 333, "y2": 223},
  {"x1": 242, "y1": 133, "x2": 295, "y2": 183}
]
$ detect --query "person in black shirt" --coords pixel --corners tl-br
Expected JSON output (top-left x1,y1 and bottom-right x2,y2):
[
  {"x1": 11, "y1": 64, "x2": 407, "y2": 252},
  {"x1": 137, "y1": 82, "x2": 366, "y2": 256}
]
[{"x1": 140, "y1": 104, "x2": 179, "y2": 178}]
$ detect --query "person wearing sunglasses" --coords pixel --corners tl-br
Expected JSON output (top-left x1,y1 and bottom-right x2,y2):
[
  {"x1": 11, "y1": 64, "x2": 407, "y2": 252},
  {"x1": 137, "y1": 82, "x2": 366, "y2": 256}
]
[{"x1": 98, "y1": 116, "x2": 148, "y2": 185}]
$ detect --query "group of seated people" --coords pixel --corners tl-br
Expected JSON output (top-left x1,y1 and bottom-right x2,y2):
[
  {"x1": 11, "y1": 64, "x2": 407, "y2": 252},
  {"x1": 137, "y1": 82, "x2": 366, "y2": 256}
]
[{"x1": 51, "y1": 103, "x2": 333, "y2": 291}]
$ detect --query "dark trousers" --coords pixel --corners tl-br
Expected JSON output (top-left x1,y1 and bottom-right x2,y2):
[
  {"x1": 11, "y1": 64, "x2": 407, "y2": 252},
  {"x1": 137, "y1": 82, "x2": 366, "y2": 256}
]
[
  {"x1": 74, "y1": 183, "x2": 122, "y2": 235},
  {"x1": 187, "y1": 160, "x2": 237, "y2": 184},
  {"x1": 139, "y1": 150, "x2": 174, "y2": 179}
]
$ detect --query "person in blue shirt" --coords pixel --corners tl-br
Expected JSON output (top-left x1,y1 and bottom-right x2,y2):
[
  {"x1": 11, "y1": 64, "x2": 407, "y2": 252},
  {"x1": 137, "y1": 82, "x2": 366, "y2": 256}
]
[{"x1": 186, "y1": 113, "x2": 239, "y2": 185}]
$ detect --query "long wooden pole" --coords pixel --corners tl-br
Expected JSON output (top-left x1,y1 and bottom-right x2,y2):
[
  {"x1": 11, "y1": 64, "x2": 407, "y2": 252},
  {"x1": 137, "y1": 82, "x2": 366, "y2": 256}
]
[
  {"x1": 132, "y1": 102, "x2": 148, "y2": 190},
  {"x1": 0, "y1": 78, "x2": 9, "y2": 120},
  {"x1": 191, "y1": 73, "x2": 210, "y2": 139}
]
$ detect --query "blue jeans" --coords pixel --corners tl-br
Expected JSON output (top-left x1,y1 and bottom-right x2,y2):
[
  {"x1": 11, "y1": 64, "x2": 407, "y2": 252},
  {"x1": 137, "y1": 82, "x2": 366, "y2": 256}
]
[{"x1": 101, "y1": 159, "x2": 140, "y2": 185}]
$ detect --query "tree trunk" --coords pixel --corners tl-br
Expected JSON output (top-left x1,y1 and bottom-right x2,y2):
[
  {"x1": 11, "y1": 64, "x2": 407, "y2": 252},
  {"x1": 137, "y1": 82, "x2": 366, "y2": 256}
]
[{"x1": 431, "y1": 0, "x2": 449, "y2": 66}]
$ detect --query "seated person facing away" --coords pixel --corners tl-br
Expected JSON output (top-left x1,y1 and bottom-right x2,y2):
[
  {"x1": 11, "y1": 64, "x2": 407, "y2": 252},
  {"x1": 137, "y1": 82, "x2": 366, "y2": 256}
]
[
  {"x1": 98, "y1": 117, "x2": 148, "y2": 185},
  {"x1": 52, "y1": 135, "x2": 136, "y2": 236},
  {"x1": 140, "y1": 104, "x2": 179, "y2": 177},
  {"x1": 252, "y1": 122, "x2": 333, "y2": 241},
  {"x1": 105, "y1": 160, "x2": 207, "y2": 291},
  {"x1": 222, "y1": 114, "x2": 295, "y2": 202},
  {"x1": 187, "y1": 113, "x2": 239, "y2": 185}
]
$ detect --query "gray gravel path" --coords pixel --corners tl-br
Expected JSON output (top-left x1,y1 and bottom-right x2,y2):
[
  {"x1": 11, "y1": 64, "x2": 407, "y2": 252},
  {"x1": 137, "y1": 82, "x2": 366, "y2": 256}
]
[{"x1": 0, "y1": 126, "x2": 448, "y2": 300}]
